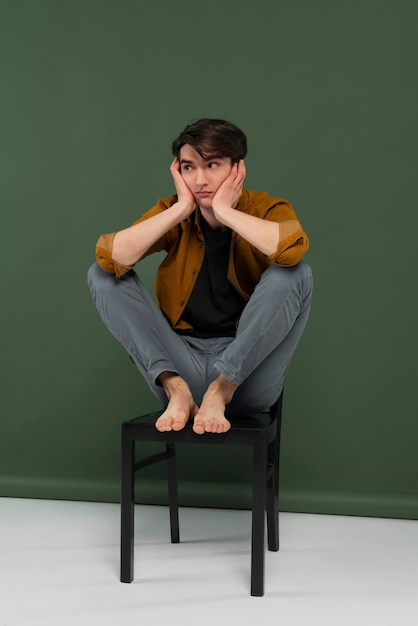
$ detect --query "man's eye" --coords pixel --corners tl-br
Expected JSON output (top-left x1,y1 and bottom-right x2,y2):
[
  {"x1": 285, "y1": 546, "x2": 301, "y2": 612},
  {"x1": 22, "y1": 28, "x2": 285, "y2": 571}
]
[
  {"x1": 183, "y1": 165, "x2": 192, "y2": 172},
  {"x1": 208, "y1": 163, "x2": 218, "y2": 169}
]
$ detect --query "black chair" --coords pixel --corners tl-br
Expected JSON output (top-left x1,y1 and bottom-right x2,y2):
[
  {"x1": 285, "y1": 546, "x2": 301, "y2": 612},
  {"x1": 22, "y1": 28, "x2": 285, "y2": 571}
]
[{"x1": 120, "y1": 391, "x2": 283, "y2": 596}]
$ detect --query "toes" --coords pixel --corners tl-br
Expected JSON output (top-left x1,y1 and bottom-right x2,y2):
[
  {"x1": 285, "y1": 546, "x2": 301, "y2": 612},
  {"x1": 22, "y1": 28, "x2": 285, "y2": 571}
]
[
  {"x1": 172, "y1": 417, "x2": 187, "y2": 431},
  {"x1": 192, "y1": 420, "x2": 205, "y2": 435},
  {"x1": 155, "y1": 418, "x2": 165, "y2": 432},
  {"x1": 192, "y1": 418, "x2": 230, "y2": 434},
  {"x1": 157, "y1": 414, "x2": 191, "y2": 432},
  {"x1": 155, "y1": 417, "x2": 172, "y2": 432}
]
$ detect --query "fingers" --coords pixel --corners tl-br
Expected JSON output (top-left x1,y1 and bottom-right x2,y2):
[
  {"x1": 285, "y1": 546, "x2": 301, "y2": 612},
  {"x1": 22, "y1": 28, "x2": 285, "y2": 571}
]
[
  {"x1": 170, "y1": 157, "x2": 181, "y2": 176},
  {"x1": 169, "y1": 157, "x2": 196, "y2": 211},
  {"x1": 170, "y1": 157, "x2": 186, "y2": 187},
  {"x1": 227, "y1": 160, "x2": 245, "y2": 185},
  {"x1": 170, "y1": 159, "x2": 184, "y2": 192},
  {"x1": 234, "y1": 159, "x2": 246, "y2": 183},
  {"x1": 238, "y1": 159, "x2": 246, "y2": 180}
]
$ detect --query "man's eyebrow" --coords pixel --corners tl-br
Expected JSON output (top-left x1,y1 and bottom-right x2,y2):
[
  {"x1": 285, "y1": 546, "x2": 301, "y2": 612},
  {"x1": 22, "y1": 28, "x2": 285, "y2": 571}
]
[
  {"x1": 179, "y1": 155, "x2": 224, "y2": 164},
  {"x1": 202, "y1": 154, "x2": 223, "y2": 161}
]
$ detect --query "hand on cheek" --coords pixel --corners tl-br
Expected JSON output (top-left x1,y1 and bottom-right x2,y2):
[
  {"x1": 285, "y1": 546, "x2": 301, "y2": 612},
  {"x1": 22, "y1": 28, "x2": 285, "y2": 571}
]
[
  {"x1": 170, "y1": 158, "x2": 196, "y2": 213},
  {"x1": 213, "y1": 160, "x2": 246, "y2": 211}
]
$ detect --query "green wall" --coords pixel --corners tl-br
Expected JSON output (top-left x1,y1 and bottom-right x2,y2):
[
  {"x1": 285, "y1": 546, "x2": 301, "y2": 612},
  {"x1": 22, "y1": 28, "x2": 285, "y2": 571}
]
[{"x1": 1, "y1": 0, "x2": 417, "y2": 519}]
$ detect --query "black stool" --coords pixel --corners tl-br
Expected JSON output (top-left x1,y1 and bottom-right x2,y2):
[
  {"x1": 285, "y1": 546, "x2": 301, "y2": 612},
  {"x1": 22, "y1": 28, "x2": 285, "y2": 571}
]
[{"x1": 120, "y1": 392, "x2": 283, "y2": 596}]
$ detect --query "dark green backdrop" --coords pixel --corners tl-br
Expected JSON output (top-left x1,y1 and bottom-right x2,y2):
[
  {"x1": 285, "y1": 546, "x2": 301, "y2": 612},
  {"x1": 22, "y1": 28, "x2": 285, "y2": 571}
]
[{"x1": 1, "y1": 0, "x2": 417, "y2": 519}]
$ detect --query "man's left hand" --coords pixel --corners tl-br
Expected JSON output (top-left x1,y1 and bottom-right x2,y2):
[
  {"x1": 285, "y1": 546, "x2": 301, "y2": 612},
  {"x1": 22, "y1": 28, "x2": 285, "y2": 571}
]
[{"x1": 212, "y1": 160, "x2": 246, "y2": 217}]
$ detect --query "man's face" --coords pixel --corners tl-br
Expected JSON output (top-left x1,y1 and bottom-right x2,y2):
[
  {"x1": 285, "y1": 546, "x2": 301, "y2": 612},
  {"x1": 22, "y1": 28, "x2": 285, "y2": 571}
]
[{"x1": 179, "y1": 144, "x2": 233, "y2": 210}]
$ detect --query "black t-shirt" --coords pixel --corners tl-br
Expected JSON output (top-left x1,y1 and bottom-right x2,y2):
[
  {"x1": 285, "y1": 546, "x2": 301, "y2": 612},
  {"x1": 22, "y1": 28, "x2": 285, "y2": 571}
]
[{"x1": 182, "y1": 223, "x2": 247, "y2": 338}]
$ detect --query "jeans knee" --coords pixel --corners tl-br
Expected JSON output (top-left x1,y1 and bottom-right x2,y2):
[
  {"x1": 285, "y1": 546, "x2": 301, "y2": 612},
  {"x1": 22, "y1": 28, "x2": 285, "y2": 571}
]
[
  {"x1": 255, "y1": 263, "x2": 313, "y2": 318},
  {"x1": 262, "y1": 261, "x2": 312, "y2": 289},
  {"x1": 87, "y1": 262, "x2": 116, "y2": 296}
]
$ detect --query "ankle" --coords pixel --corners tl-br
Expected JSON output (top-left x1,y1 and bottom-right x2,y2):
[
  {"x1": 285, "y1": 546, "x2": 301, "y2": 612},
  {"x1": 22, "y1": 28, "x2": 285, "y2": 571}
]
[
  {"x1": 207, "y1": 375, "x2": 238, "y2": 405},
  {"x1": 158, "y1": 372, "x2": 189, "y2": 399}
]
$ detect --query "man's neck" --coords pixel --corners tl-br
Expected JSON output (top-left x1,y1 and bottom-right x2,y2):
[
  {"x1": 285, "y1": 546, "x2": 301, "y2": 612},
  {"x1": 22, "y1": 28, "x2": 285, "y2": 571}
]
[{"x1": 199, "y1": 206, "x2": 227, "y2": 232}]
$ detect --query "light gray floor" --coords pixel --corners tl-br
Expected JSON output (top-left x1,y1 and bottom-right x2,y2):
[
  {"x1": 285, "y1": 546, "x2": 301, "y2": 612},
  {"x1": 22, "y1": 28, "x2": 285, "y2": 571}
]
[{"x1": 1, "y1": 497, "x2": 418, "y2": 626}]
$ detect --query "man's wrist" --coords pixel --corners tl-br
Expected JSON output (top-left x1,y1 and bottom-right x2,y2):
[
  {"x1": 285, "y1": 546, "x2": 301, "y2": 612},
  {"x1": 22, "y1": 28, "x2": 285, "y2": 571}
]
[
  {"x1": 173, "y1": 199, "x2": 195, "y2": 220},
  {"x1": 212, "y1": 204, "x2": 234, "y2": 224}
]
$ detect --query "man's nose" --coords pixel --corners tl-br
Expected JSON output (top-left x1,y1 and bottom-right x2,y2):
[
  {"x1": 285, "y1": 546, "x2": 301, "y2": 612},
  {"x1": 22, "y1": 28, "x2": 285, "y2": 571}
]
[{"x1": 195, "y1": 168, "x2": 208, "y2": 186}]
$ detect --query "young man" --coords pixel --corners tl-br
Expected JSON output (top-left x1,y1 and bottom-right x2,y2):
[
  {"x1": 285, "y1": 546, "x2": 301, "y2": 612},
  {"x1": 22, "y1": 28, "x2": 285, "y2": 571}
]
[{"x1": 88, "y1": 119, "x2": 313, "y2": 435}]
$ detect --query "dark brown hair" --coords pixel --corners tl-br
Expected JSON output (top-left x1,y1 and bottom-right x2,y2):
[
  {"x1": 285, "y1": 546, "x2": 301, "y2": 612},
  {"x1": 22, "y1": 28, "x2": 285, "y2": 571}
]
[{"x1": 172, "y1": 118, "x2": 247, "y2": 163}]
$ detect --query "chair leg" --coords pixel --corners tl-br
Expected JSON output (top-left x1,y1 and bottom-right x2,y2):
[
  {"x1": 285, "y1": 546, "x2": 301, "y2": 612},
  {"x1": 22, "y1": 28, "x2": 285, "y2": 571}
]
[
  {"x1": 251, "y1": 436, "x2": 267, "y2": 597},
  {"x1": 166, "y1": 443, "x2": 180, "y2": 543},
  {"x1": 266, "y1": 437, "x2": 279, "y2": 552},
  {"x1": 267, "y1": 402, "x2": 282, "y2": 552},
  {"x1": 120, "y1": 429, "x2": 135, "y2": 583}
]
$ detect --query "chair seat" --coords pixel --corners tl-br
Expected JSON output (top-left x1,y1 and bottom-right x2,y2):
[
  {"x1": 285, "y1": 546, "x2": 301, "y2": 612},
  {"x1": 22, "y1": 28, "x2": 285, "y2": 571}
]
[{"x1": 124, "y1": 410, "x2": 274, "y2": 443}]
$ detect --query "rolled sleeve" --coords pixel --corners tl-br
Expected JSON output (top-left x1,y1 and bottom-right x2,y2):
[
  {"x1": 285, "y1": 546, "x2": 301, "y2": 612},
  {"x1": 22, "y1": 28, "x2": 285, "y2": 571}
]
[
  {"x1": 267, "y1": 220, "x2": 310, "y2": 266},
  {"x1": 95, "y1": 232, "x2": 135, "y2": 278}
]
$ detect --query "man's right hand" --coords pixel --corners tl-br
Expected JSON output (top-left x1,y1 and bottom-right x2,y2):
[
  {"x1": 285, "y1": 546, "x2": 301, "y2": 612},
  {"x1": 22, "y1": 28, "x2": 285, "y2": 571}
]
[
  {"x1": 112, "y1": 159, "x2": 197, "y2": 267},
  {"x1": 170, "y1": 158, "x2": 197, "y2": 216}
]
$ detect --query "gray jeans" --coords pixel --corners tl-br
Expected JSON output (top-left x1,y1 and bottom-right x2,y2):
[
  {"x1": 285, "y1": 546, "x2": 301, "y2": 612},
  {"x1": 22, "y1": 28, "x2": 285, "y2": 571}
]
[{"x1": 87, "y1": 261, "x2": 313, "y2": 417}]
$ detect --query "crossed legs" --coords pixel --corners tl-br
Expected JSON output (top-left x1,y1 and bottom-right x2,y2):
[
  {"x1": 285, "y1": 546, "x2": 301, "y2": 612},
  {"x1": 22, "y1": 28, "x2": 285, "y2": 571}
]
[{"x1": 87, "y1": 262, "x2": 313, "y2": 434}]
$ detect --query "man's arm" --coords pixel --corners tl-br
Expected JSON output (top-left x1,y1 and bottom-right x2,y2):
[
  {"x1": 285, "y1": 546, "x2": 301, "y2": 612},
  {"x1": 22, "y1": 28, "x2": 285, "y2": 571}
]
[
  {"x1": 210, "y1": 161, "x2": 280, "y2": 257},
  {"x1": 112, "y1": 158, "x2": 196, "y2": 266}
]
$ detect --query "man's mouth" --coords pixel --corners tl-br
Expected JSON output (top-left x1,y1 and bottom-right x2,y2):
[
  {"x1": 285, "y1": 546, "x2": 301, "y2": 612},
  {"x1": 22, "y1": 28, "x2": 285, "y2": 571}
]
[{"x1": 196, "y1": 191, "x2": 212, "y2": 197}]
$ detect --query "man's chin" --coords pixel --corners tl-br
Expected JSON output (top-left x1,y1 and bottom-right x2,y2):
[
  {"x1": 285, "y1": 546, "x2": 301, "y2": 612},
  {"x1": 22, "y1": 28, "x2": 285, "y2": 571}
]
[{"x1": 195, "y1": 197, "x2": 213, "y2": 211}]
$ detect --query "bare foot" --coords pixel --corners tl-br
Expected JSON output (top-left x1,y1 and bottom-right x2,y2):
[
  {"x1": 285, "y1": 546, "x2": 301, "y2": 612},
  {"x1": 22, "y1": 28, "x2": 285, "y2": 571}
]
[
  {"x1": 155, "y1": 374, "x2": 198, "y2": 432},
  {"x1": 192, "y1": 375, "x2": 237, "y2": 435}
]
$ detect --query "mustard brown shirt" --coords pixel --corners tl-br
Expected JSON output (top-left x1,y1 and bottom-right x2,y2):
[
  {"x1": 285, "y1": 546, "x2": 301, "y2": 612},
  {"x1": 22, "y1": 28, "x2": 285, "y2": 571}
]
[{"x1": 96, "y1": 189, "x2": 309, "y2": 332}]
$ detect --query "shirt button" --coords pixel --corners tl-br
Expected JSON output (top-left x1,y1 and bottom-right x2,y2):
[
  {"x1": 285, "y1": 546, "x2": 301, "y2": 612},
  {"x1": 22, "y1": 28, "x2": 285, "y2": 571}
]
[
  {"x1": 192, "y1": 270, "x2": 197, "y2": 276},
  {"x1": 180, "y1": 300, "x2": 185, "y2": 306}
]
